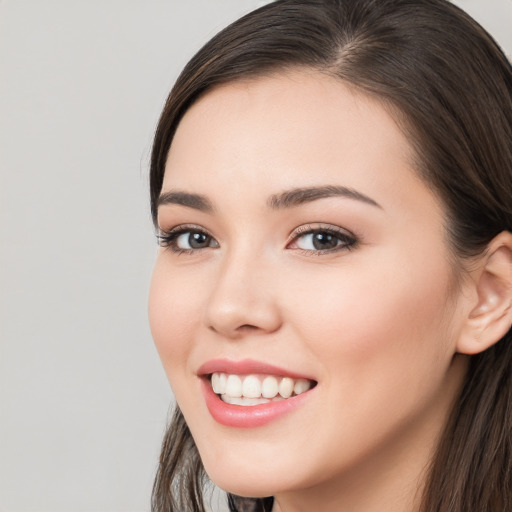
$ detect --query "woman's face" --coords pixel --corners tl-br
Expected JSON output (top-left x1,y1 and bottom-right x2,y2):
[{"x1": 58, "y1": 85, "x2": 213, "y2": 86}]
[{"x1": 149, "y1": 71, "x2": 469, "y2": 502}]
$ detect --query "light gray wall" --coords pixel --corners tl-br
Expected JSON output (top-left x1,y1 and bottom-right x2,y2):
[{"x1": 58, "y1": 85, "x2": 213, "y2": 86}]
[{"x1": 0, "y1": 1, "x2": 510, "y2": 511}]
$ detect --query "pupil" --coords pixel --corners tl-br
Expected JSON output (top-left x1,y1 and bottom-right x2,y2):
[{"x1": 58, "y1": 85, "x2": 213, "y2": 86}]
[
  {"x1": 189, "y1": 232, "x2": 209, "y2": 248},
  {"x1": 313, "y1": 232, "x2": 337, "y2": 250}
]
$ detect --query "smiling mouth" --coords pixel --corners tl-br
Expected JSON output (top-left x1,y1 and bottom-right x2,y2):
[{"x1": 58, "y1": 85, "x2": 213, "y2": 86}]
[{"x1": 209, "y1": 373, "x2": 316, "y2": 406}]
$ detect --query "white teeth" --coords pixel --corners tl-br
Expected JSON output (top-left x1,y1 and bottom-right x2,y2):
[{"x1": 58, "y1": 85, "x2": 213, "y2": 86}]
[
  {"x1": 212, "y1": 372, "x2": 228, "y2": 394},
  {"x1": 261, "y1": 376, "x2": 279, "y2": 398},
  {"x1": 225, "y1": 375, "x2": 242, "y2": 398},
  {"x1": 293, "y1": 379, "x2": 311, "y2": 395},
  {"x1": 278, "y1": 377, "x2": 294, "y2": 398},
  {"x1": 221, "y1": 395, "x2": 271, "y2": 406},
  {"x1": 217, "y1": 373, "x2": 227, "y2": 394},
  {"x1": 242, "y1": 375, "x2": 262, "y2": 398},
  {"x1": 210, "y1": 372, "x2": 314, "y2": 402},
  {"x1": 211, "y1": 373, "x2": 221, "y2": 393}
]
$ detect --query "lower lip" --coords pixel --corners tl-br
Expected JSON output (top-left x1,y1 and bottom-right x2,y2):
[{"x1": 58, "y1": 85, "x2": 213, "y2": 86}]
[{"x1": 201, "y1": 378, "x2": 313, "y2": 428}]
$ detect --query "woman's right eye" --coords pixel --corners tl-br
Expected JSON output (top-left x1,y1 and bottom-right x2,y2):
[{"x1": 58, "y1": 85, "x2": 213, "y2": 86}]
[{"x1": 158, "y1": 227, "x2": 219, "y2": 253}]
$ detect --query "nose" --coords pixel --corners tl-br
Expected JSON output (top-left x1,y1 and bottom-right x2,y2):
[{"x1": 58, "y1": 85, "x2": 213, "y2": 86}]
[{"x1": 203, "y1": 251, "x2": 282, "y2": 339}]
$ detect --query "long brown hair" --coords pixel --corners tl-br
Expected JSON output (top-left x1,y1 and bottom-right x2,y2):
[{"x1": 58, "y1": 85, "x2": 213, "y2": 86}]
[{"x1": 149, "y1": 1, "x2": 512, "y2": 510}]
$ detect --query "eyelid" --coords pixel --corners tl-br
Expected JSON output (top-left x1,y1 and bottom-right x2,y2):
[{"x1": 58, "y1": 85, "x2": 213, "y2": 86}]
[{"x1": 157, "y1": 223, "x2": 208, "y2": 235}]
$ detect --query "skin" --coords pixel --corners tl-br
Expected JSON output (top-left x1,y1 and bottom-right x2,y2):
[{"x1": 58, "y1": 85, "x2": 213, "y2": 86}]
[{"x1": 148, "y1": 70, "x2": 474, "y2": 512}]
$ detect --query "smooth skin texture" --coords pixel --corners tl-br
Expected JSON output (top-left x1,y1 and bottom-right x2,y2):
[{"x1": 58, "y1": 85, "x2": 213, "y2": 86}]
[{"x1": 149, "y1": 71, "x2": 510, "y2": 512}]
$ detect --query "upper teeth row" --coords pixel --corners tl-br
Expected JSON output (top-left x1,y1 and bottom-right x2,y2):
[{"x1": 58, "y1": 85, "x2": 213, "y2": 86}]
[{"x1": 211, "y1": 372, "x2": 312, "y2": 399}]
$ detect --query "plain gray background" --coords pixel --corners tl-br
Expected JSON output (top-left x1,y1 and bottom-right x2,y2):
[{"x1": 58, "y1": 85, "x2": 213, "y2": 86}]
[{"x1": 1, "y1": 1, "x2": 510, "y2": 511}]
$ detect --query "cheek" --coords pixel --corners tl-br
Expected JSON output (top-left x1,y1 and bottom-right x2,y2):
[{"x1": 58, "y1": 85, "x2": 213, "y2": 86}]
[
  {"x1": 284, "y1": 248, "x2": 456, "y2": 388},
  {"x1": 148, "y1": 257, "x2": 204, "y2": 378},
  {"x1": 271, "y1": 251, "x2": 459, "y2": 476}
]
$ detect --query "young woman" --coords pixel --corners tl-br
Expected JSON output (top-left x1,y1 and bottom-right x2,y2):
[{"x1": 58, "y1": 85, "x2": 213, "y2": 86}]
[{"x1": 148, "y1": 1, "x2": 512, "y2": 511}]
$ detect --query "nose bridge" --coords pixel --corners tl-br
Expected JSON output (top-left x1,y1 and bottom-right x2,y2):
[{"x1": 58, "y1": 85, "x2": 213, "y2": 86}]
[{"x1": 203, "y1": 243, "x2": 281, "y2": 337}]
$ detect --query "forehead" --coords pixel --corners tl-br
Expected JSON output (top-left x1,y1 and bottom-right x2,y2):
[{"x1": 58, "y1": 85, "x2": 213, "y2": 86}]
[{"x1": 162, "y1": 70, "x2": 425, "y2": 212}]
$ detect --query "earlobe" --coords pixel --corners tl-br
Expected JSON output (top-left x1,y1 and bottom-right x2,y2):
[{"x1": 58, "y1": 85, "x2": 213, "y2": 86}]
[{"x1": 457, "y1": 232, "x2": 512, "y2": 355}]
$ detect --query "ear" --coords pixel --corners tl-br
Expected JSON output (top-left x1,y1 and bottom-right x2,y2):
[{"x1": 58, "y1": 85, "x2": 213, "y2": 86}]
[{"x1": 457, "y1": 231, "x2": 512, "y2": 355}]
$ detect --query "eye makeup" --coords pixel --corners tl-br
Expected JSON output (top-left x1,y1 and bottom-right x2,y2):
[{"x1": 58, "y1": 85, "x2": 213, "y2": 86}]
[
  {"x1": 157, "y1": 221, "x2": 359, "y2": 257},
  {"x1": 157, "y1": 224, "x2": 218, "y2": 254},
  {"x1": 287, "y1": 223, "x2": 359, "y2": 255}
]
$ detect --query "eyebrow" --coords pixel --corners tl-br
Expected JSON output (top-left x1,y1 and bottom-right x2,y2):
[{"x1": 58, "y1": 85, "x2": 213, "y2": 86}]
[
  {"x1": 157, "y1": 191, "x2": 215, "y2": 213},
  {"x1": 268, "y1": 185, "x2": 382, "y2": 210},
  {"x1": 157, "y1": 185, "x2": 381, "y2": 214}
]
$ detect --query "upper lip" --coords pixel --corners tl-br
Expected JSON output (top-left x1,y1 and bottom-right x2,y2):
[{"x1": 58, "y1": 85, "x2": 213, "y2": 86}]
[{"x1": 197, "y1": 358, "x2": 317, "y2": 381}]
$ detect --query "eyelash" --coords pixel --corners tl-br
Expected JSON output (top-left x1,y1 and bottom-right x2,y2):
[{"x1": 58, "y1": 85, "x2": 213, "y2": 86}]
[
  {"x1": 157, "y1": 224, "x2": 216, "y2": 255},
  {"x1": 157, "y1": 224, "x2": 359, "y2": 255},
  {"x1": 289, "y1": 224, "x2": 359, "y2": 255}
]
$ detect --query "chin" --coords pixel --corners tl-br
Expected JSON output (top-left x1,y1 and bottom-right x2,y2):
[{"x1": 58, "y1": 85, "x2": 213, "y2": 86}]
[
  {"x1": 199, "y1": 446, "x2": 301, "y2": 498},
  {"x1": 206, "y1": 469, "x2": 284, "y2": 499}
]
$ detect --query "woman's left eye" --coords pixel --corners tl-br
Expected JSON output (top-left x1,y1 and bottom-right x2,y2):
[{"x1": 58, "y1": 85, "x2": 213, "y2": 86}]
[{"x1": 289, "y1": 227, "x2": 358, "y2": 253}]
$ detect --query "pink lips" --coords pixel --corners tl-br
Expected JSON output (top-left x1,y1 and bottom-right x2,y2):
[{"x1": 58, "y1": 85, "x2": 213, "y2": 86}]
[{"x1": 198, "y1": 359, "x2": 316, "y2": 428}]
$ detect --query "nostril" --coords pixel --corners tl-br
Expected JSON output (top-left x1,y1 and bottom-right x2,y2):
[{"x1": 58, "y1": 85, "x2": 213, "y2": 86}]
[
  {"x1": 238, "y1": 324, "x2": 259, "y2": 331},
  {"x1": 208, "y1": 323, "x2": 260, "y2": 334}
]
